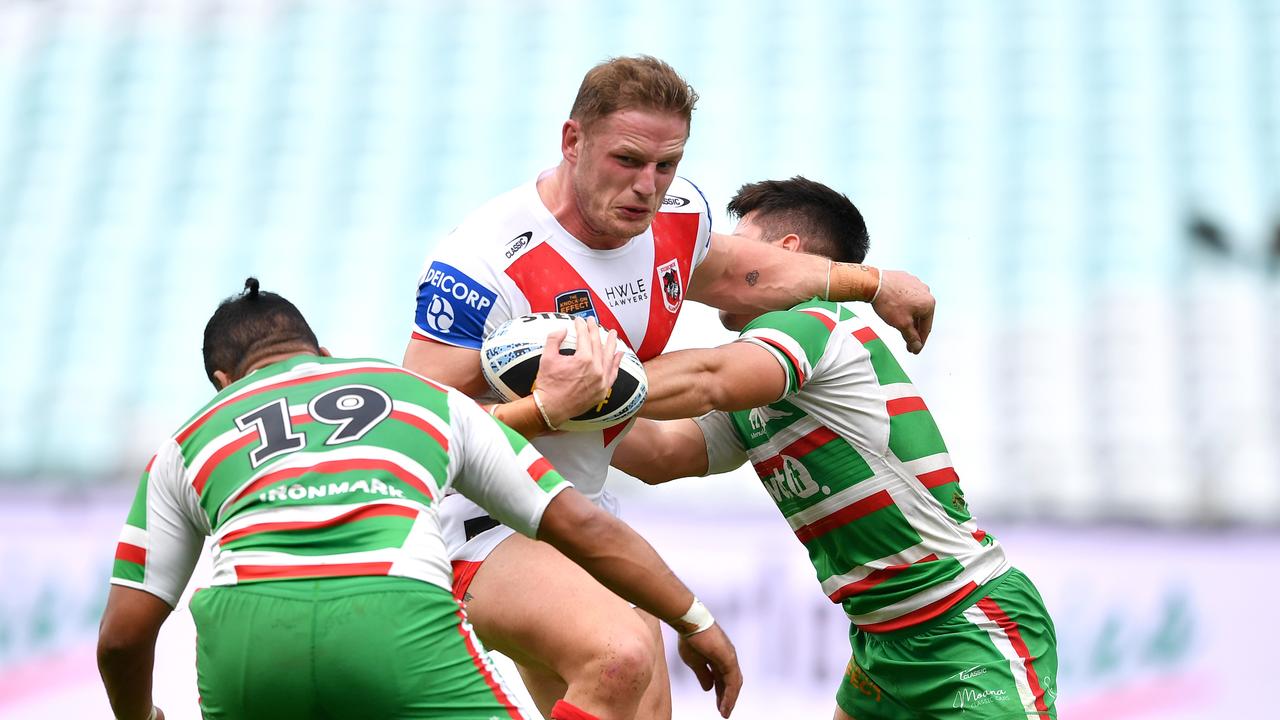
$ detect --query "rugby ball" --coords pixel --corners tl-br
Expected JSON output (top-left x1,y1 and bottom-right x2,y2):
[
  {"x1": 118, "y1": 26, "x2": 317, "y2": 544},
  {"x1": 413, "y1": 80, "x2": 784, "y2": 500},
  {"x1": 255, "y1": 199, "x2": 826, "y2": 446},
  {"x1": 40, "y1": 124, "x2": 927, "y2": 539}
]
[{"x1": 481, "y1": 312, "x2": 648, "y2": 431}]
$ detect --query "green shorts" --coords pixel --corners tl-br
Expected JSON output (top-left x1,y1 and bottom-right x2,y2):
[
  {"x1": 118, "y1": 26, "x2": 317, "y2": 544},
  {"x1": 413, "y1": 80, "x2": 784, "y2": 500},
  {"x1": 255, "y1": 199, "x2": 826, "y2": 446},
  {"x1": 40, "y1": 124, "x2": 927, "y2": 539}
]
[
  {"x1": 190, "y1": 576, "x2": 529, "y2": 720},
  {"x1": 836, "y1": 568, "x2": 1058, "y2": 719}
]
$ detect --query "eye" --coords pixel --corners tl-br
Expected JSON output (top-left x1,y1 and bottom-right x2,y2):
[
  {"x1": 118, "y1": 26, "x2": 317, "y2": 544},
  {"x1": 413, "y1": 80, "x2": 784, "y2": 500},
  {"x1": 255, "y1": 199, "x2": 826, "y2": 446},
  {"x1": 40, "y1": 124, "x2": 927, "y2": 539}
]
[
  {"x1": 616, "y1": 155, "x2": 640, "y2": 167},
  {"x1": 657, "y1": 161, "x2": 676, "y2": 172}
]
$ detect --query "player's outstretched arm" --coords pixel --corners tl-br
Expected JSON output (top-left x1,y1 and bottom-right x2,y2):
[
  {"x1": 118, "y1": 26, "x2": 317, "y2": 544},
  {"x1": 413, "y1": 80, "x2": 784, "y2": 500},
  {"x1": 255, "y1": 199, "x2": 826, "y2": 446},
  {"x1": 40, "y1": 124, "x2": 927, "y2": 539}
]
[
  {"x1": 612, "y1": 418, "x2": 711, "y2": 483},
  {"x1": 686, "y1": 232, "x2": 935, "y2": 353},
  {"x1": 537, "y1": 490, "x2": 742, "y2": 718},
  {"x1": 98, "y1": 586, "x2": 171, "y2": 720},
  {"x1": 640, "y1": 341, "x2": 787, "y2": 420}
]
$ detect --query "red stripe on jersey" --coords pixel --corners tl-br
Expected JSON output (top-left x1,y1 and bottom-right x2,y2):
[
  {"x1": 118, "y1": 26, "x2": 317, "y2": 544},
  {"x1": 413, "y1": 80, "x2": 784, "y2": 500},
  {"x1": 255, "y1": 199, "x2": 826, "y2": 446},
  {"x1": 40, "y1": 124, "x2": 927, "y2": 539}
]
[
  {"x1": 799, "y1": 309, "x2": 837, "y2": 331},
  {"x1": 794, "y1": 490, "x2": 895, "y2": 544},
  {"x1": 234, "y1": 562, "x2": 394, "y2": 581},
  {"x1": 411, "y1": 331, "x2": 431, "y2": 342},
  {"x1": 218, "y1": 503, "x2": 419, "y2": 546},
  {"x1": 453, "y1": 607, "x2": 524, "y2": 719},
  {"x1": 859, "y1": 581, "x2": 978, "y2": 633},
  {"x1": 144, "y1": 454, "x2": 156, "y2": 473},
  {"x1": 751, "y1": 426, "x2": 840, "y2": 476},
  {"x1": 828, "y1": 553, "x2": 939, "y2": 603},
  {"x1": 177, "y1": 366, "x2": 407, "y2": 445},
  {"x1": 601, "y1": 417, "x2": 634, "y2": 447},
  {"x1": 390, "y1": 410, "x2": 449, "y2": 452},
  {"x1": 193, "y1": 434, "x2": 258, "y2": 494},
  {"x1": 754, "y1": 337, "x2": 806, "y2": 387},
  {"x1": 115, "y1": 542, "x2": 146, "y2": 565},
  {"x1": 887, "y1": 396, "x2": 927, "y2": 416},
  {"x1": 977, "y1": 597, "x2": 1053, "y2": 715},
  {"x1": 505, "y1": 243, "x2": 635, "y2": 349},
  {"x1": 635, "y1": 212, "x2": 701, "y2": 361},
  {"x1": 916, "y1": 467, "x2": 959, "y2": 488},
  {"x1": 853, "y1": 327, "x2": 879, "y2": 344},
  {"x1": 527, "y1": 457, "x2": 554, "y2": 483},
  {"x1": 226, "y1": 458, "x2": 436, "y2": 507}
]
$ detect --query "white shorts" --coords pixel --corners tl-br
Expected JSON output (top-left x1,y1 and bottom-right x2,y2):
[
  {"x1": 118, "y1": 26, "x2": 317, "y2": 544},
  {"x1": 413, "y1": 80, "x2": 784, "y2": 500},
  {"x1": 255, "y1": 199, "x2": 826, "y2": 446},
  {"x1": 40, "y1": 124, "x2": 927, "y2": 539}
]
[{"x1": 441, "y1": 490, "x2": 621, "y2": 599}]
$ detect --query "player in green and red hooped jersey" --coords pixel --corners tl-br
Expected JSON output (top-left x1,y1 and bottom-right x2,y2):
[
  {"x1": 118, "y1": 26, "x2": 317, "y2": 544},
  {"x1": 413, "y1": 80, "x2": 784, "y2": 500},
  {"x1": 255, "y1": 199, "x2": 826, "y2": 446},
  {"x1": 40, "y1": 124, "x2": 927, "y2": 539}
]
[
  {"x1": 98, "y1": 278, "x2": 742, "y2": 720},
  {"x1": 613, "y1": 179, "x2": 1058, "y2": 719}
]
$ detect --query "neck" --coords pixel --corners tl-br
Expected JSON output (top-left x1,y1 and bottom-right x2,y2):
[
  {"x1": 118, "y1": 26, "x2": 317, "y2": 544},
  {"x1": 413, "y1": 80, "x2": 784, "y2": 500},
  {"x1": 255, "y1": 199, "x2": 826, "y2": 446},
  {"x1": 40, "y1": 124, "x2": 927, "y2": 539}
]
[
  {"x1": 536, "y1": 164, "x2": 631, "y2": 251},
  {"x1": 238, "y1": 348, "x2": 318, "y2": 380}
]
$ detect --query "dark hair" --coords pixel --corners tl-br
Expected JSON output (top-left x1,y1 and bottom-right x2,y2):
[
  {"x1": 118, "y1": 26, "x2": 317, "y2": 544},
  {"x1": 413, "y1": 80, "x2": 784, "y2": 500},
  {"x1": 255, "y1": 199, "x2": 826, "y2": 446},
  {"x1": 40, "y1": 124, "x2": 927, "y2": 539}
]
[
  {"x1": 726, "y1": 177, "x2": 869, "y2": 263},
  {"x1": 202, "y1": 278, "x2": 320, "y2": 388},
  {"x1": 570, "y1": 55, "x2": 699, "y2": 134}
]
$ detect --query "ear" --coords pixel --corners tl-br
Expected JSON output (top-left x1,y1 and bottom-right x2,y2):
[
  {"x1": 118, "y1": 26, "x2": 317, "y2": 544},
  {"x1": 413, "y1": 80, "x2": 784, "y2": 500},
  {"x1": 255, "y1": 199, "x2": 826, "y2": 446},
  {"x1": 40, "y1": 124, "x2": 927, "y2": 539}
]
[
  {"x1": 212, "y1": 369, "x2": 233, "y2": 391},
  {"x1": 318, "y1": 346, "x2": 332, "y2": 358},
  {"x1": 562, "y1": 119, "x2": 582, "y2": 163},
  {"x1": 777, "y1": 233, "x2": 803, "y2": 253}
]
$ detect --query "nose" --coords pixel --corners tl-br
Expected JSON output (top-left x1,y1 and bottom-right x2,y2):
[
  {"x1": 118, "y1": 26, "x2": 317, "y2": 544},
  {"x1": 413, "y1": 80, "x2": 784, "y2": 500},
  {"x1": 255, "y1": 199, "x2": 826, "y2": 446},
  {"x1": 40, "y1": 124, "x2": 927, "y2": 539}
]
[{"x1": 632, "y1": 164, "x2": 657, "y2": 197}]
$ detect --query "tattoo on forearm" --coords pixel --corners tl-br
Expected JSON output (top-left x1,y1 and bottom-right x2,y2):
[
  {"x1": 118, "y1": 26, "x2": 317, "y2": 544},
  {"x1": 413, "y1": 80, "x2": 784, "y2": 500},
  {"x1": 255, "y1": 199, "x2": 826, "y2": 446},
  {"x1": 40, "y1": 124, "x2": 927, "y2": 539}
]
[{"x1": 745, "y1": 270, "x2": 759, "y2": 286}]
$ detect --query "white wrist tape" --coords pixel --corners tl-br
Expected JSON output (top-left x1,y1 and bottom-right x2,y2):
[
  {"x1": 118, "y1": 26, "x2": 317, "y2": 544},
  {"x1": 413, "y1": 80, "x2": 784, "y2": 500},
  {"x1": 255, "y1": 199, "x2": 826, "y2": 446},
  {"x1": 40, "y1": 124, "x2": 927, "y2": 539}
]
[
  {"x1": 531, "y1": 390, "x2": 558, "y2": 431},
  {"x1": 869, "y1": 268, "x2": 884, "y2": 304},
  {"x1": 675, "y1": 598, "x2": 716, "y2": 636},
  {"x1": 824, "y1": 259, "x2": 833, "y2": 302}
]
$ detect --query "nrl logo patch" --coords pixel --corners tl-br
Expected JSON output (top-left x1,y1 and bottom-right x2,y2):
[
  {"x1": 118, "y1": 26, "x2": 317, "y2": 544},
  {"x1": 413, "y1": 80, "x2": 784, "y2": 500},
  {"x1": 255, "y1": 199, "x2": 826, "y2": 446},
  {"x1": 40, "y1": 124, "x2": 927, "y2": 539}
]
[
  {"x1": 657, "y1": 258, "x2": 682, "y2": 313},
  {"x1": 555, "y1": 289, "x2": 597, "y2": 320}
]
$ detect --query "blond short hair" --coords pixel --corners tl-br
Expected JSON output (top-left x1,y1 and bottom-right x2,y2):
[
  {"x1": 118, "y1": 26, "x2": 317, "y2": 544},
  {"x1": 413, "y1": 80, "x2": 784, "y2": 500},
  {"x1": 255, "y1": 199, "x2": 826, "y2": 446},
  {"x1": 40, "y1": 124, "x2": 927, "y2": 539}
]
[{"x1": 569, "y1": 56, "x2": 699, "y2": 134}]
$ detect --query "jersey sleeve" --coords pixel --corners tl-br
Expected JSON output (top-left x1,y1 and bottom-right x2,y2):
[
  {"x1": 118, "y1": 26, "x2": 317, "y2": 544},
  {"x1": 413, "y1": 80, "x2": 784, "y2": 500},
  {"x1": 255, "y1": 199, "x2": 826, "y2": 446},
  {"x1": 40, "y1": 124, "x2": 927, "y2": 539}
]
[
  {"x1": 670, "y1": 176, "x2": 715, "y2": 269},
  {"x1": 692, "y1": 411, "x2": 749, "y2": 475},
  {"x1": 110, "y1": 440, "x2": 207, "y2": 608},
  {"x1": 737, "y1": 306, "x2": 839, "y2": 398},
  {"x1": 446, "y1": 390, "x2": 572, "y2": 537},
  {"x1": 413, "y1": 237, "x2": 512, "y2": 350}
]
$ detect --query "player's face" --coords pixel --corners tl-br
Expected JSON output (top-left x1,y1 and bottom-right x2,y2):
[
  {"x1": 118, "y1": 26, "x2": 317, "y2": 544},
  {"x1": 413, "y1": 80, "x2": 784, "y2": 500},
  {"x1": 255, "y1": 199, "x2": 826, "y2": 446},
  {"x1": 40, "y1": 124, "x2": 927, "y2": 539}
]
[
  {"x1": 719, "y1": 214, "x2": 769, "y2": 331},
  {"x1": 571, "y1": 109, "x2": 687, "y2": 243}
]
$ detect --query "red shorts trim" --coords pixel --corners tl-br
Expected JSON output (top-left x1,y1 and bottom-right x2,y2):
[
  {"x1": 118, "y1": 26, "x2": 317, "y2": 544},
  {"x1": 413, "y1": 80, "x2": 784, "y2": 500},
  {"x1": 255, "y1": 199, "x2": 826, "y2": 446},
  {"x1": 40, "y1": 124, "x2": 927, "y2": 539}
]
[{"x1": 451, "y1": 559, "x2": 484, "y2": 602}]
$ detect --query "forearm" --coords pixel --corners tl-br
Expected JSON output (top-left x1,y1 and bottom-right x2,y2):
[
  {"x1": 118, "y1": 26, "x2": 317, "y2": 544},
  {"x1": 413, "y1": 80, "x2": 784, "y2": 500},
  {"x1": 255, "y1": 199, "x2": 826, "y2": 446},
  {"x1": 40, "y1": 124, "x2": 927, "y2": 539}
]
[
  {"x1": 690, "y1": 234, "x2": 881, "y2": 313},
  {"x1": 612, "y1": 419, "x2": 709, "y2": 483},
  {"x1": 98, "y1": 639, "x2": 157, "y2": 720},
  {"x1": 547, "y1": 511, "x2": 694, "y2": 623},
  {"x1": 640, "y1": 350, "x2": 723, "y2": 420},
  {"x1": 488, "y1": 395, "x2": 551, "y2": 439}
]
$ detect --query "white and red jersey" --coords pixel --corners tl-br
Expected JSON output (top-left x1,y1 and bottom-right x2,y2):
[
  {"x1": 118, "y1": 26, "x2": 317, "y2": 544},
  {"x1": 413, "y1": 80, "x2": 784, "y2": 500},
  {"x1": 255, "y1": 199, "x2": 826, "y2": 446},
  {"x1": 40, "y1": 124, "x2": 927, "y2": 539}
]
[{"x1": 412, "y1": 173, "x2": 713, "y2": 503}]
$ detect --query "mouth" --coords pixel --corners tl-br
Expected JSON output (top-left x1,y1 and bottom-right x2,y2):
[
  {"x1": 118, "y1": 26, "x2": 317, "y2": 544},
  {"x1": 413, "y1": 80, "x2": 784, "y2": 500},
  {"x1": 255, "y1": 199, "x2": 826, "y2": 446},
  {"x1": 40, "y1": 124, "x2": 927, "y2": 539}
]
[{"x1": 617, "y1": 205, "x2": 651, "y2": 221}]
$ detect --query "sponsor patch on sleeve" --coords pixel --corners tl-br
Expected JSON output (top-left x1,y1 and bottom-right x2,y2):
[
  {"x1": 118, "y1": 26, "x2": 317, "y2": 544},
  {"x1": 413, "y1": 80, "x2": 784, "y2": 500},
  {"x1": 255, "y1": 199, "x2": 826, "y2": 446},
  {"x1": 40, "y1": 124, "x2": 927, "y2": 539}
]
[{"x1": 415, "y1": 261, "x2": 498, "y2": 349}]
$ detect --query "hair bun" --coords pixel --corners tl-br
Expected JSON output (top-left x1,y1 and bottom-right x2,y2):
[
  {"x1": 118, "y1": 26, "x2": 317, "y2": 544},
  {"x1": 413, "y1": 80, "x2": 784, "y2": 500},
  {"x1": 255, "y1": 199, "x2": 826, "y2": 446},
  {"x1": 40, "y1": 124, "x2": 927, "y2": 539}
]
[{"x1": 243, "y1": 277, "x2": 260, "y2": 298}]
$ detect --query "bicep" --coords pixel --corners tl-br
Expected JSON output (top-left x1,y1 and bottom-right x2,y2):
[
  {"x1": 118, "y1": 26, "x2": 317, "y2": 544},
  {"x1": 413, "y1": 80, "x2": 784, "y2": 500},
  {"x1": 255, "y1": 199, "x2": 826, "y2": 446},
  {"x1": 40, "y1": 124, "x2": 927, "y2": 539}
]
[
  {"x1": 403, "y1": 339, "x2": 490, "y2": 397},
  {"x1": 613, "y1": 419, "x2": 711, "y2": 483}
]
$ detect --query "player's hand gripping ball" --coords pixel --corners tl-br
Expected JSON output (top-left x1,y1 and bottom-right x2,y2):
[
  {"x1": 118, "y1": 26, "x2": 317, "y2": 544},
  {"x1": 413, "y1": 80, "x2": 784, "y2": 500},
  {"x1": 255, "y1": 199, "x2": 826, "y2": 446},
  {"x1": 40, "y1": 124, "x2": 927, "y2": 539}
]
[{"x1": 482, "y1": 313, "x2": 648, "y2": 431}]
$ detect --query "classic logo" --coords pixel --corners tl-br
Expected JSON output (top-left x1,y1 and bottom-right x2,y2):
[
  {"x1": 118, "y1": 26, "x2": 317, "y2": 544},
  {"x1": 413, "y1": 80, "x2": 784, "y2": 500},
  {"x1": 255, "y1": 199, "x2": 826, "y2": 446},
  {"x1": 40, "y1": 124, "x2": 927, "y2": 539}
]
[
  {"x1": 555, "y1": 289, "x2": 598, "y2": 319},
  {"x1": 657, "y1": 258, "x2": 683, "y2": 313},
  {"x1": 662, "y1": 195, "x2": 690, "y2": 207},
  {"x1": 504, "y1": 231, "x2": 533, "y2": 259}
]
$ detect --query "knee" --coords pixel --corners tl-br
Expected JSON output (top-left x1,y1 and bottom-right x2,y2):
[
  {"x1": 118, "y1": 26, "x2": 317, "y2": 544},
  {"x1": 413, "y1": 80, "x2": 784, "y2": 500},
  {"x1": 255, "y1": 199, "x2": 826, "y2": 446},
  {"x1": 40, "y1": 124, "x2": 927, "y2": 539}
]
[{"x1": 583, "y1": 626, "x2": 656, "y2": 702}]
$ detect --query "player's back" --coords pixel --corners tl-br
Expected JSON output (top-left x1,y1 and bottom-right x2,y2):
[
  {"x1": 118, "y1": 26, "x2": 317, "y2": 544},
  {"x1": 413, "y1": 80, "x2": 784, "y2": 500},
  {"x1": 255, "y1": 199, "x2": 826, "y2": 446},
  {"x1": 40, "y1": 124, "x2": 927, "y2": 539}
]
[
  {"x1": 170, "y1": 355, "x2": 458, "y2": 587},
  {"x1": 721, "y1": 299, "x2": 1010, "y2": 632}
]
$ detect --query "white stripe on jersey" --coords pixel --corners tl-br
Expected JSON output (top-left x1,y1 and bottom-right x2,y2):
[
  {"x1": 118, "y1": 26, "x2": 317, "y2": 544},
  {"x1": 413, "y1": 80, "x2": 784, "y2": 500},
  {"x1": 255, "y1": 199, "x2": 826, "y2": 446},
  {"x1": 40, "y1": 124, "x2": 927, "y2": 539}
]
[
  {"x1": 213, "y1": 498, "x2": 428, "y2": 543},
  {"x1": 900, "y1": 452, "x2": 955, "y2": 477},
  {"x1": 118, "y1": 524, "x2": 148, "y2": 547},
  {"x1": 389, "y1": 399, "x2": 452, "y2": 439},
  {"x1": 880, "y1": 382, "x2": 922, "y2": 402},
  {"x1": 743, "y1": 415, "x2": 823, "y2": 465},
  {"x1": 819, "y1": 542, "x2": 935, "y2": 596},
  {"x1": 175, "y1": 360, "x2": 404, "y2": 439},
  {"x1": 961, "y1": 603, "x2": 1042, "y2": 714},
  {"x1": 214, "y1": 445, "x2": 445, "y2": 524},
  {"x1": 845, "y1": 559, "x2": 997, "y2": 626},
  {"x1": 783, "y1": 470, "x2": 906, "y2": 531}
]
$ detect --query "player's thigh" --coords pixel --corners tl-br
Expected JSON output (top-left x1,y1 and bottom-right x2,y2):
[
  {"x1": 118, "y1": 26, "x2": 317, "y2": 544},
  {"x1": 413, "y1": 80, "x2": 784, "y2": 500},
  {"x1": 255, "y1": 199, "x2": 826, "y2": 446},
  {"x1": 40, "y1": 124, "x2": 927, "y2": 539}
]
[
  {"x1": 464, "y1": 532, "x2": 657, "y2": 678},
  {"x1": 190, "y1": 587, "x2": 320, "y2": 720},
  {"x1": 315, "y1": 579, "x2": 527, "y2": 719}
]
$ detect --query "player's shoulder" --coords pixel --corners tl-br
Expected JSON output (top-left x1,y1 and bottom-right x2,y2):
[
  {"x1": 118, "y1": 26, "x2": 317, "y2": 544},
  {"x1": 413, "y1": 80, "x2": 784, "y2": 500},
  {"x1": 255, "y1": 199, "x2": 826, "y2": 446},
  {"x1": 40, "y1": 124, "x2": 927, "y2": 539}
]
[
  {"x1": 658, "y1": 176, "x2": 711, "y2": 217},
  {"x1": 439, "y1": 181, "x2": 543, "y2": 265}
]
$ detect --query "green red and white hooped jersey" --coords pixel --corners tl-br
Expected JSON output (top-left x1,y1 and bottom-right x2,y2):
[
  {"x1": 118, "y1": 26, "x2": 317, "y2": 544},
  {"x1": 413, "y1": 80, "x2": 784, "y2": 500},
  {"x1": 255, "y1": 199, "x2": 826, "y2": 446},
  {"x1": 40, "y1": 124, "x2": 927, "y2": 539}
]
[
  {"x1": 110, "y1": 355, "x2": 570, "y2": 607},
  {"x1": 696, "y1": 299, "x2": 1010, "y2": 633},
  {"x1": 412, "y1": 173, "x2": 713, "y2": 503}
]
